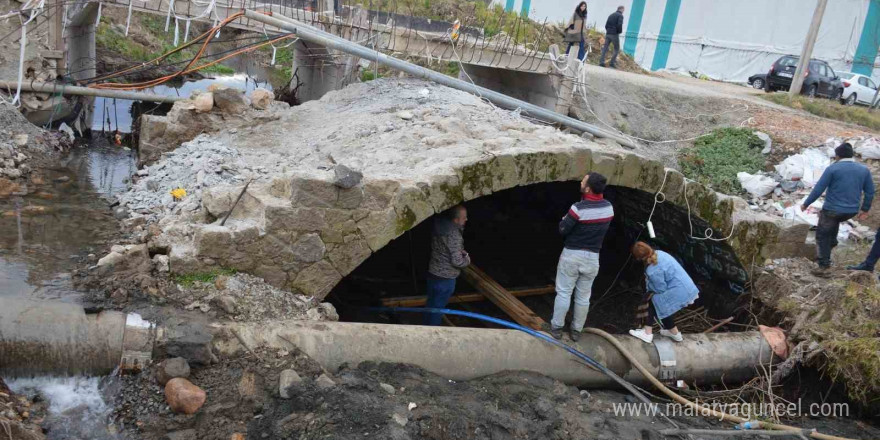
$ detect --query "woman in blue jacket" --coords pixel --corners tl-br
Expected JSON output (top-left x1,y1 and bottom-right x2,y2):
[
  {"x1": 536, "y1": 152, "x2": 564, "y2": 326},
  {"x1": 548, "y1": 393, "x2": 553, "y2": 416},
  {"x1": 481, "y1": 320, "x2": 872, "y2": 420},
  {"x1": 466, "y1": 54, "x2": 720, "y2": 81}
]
[{"x1": 628, "y1": 241, "x2": 699, "y2": 344}]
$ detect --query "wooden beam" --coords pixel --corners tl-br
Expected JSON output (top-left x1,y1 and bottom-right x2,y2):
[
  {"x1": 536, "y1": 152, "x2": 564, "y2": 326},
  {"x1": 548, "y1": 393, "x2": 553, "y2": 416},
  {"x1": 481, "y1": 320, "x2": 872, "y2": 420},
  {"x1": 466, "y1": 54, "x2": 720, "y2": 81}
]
[
  {"x1": 461, "y1": 265, "x2": 546, "y2": 330},
  {"x1": 380, "y1": 286, "x2": 555, "y2": 308}
]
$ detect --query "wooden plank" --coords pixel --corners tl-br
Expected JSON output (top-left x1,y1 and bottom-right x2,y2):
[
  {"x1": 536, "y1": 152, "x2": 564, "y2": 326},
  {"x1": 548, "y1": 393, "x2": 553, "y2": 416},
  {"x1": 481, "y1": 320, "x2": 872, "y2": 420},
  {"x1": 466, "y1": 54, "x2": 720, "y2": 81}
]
[
  {"x1": 461, "y1": 265, "x2": 546, "y2": 330},
  {"x1": 380, "y1": 286, "x2": 555, "y2": 308}
]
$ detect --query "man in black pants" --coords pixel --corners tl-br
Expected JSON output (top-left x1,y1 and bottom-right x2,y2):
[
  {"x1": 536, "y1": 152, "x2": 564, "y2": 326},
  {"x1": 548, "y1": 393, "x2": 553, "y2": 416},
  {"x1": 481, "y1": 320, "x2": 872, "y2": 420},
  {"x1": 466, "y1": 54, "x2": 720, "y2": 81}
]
[{"x1": 600, "y1": 6, "x2": 625, "y2": 68}]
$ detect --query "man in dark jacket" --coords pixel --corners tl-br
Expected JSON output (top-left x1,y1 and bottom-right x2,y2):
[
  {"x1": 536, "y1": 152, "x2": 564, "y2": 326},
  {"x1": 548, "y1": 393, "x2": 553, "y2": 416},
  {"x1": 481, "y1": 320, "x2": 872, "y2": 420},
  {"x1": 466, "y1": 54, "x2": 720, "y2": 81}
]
[
  {"x1": 801, "y1": 143, "x2": 874, "y2": 276},
  {"x1": 550, "y1": 173, "x2": 614, "y2": 341},
  {"x1": 424, "y1": 205, "x2": 470, "y2": 325},
  {"x1": 600, "y1": 6, "x2": 625, "y2": 68}
]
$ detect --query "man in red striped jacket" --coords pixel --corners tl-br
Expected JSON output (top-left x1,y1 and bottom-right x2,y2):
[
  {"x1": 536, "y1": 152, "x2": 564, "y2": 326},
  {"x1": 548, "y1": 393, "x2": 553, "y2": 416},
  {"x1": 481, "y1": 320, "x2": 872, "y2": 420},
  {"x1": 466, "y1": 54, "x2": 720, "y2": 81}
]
[{"x1": 549, "y1": 173, "x2": 614, "y2": 341}]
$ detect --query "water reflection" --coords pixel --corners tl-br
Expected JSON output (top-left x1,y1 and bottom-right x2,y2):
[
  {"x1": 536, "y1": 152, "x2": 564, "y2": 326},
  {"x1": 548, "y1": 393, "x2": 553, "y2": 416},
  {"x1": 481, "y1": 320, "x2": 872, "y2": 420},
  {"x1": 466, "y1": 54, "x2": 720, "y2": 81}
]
[{"x1": 0, "y1": 138, "x2": 134, "y2": 301}]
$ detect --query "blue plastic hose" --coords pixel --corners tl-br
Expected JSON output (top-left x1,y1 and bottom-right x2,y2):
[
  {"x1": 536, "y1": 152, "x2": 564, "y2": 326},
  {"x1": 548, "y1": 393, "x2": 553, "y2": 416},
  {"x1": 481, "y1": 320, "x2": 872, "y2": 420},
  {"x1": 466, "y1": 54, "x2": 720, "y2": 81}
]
[{"x1": 370, "y1": 306, "x2": 653, "y2": 405}]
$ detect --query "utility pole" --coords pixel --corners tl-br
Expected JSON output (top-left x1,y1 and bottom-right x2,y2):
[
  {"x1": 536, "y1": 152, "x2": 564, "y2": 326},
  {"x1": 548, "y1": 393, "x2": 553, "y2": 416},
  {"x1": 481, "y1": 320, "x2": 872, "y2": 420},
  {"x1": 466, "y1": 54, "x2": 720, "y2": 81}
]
[{"x1": 789, "y1": 0, "x2": 828, "y2": 97}]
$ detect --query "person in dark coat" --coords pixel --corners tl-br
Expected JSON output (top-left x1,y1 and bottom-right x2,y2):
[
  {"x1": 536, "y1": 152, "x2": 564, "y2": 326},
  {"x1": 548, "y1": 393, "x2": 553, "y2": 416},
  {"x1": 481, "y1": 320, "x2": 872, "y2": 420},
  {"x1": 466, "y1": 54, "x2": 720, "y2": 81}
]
[
  {"x1": 564, "y1": 2, "x2": 588, "y2": 61},
  {"x1": 424, "y1": 205, "x2": 470, "y2": 325},
  {"x1": 599, "y1": 5, "x2": 624, "y2": 68}
]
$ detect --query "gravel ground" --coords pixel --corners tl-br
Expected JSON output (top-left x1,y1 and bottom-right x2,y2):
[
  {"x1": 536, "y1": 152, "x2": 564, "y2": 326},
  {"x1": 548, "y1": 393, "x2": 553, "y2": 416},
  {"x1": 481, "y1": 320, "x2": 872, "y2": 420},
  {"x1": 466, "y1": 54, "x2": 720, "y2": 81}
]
[{"x1": 170, "y1": 272, "x2": 339, "y2": 323}]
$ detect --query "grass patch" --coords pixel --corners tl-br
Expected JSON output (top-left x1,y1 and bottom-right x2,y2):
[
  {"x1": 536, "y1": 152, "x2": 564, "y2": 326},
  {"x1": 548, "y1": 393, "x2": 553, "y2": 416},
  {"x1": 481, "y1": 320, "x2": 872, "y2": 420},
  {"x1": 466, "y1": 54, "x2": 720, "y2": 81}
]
[
  {"x1": 201, "y1": 64, "x2": 236, "y2": 75},
  {"x1": 763, "y1": 93, "x2": 880, "y2": 131},
  {"x1": 360, "y1": 70, "x2": 383, "y2": 82},
  {"x1": 678, "y1": 127, "x2": 765, "y2": 194},
  {"x1": 172, "y1": 268, "x2": 238, "y2": 288}
]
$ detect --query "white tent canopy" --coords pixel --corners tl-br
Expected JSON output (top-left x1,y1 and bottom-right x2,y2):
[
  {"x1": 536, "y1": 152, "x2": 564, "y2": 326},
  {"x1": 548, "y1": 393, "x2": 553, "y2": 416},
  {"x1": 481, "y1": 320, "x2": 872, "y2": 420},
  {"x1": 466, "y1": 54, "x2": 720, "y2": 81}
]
[{"x1": 498, "y1": 0, "x2": 880, "y2": 84}]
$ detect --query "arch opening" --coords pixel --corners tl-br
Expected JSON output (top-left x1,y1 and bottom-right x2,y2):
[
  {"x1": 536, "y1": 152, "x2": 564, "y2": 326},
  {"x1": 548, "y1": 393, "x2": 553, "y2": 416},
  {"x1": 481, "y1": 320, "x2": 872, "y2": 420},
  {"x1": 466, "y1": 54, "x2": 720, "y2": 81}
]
[{"x1": 327, "y1": 181, "x2": 749, "y2": 330}]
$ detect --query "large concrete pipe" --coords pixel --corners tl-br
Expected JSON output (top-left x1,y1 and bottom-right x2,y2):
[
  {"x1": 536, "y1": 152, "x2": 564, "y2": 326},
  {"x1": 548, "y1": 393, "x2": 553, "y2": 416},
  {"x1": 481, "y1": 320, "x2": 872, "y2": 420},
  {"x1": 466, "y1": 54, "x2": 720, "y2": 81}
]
[
  {"x1": 0, "y1": 299, "x2": 158, "y2": 377},
  {"x1": 216, "y1": 321, "x2": 775, "y2": 387}
]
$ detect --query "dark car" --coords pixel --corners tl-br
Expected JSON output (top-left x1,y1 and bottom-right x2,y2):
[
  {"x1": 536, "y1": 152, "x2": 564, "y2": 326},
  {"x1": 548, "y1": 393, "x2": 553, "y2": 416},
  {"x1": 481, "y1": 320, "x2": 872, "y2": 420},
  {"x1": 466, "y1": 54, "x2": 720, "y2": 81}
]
[
  {"x1": 764, "y1": 55, "x2": 844, "y2": 99},
  {"x1": 748, "y1": 73, "x2": 767, "y2": 89}
]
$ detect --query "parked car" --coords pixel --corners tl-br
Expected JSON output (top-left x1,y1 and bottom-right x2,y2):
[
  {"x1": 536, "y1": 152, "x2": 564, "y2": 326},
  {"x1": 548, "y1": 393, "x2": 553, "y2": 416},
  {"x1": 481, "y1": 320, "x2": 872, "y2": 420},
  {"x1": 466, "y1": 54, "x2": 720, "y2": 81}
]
[
  {"x1": 748, "y1": 74, "x2": 767, "y2": 89},
  {"x1": 838, "y1": 72, "x2": 878, "y2": 106},
  {"x1": 763, "y1": 55, "x2": 844, "y2": 99}
]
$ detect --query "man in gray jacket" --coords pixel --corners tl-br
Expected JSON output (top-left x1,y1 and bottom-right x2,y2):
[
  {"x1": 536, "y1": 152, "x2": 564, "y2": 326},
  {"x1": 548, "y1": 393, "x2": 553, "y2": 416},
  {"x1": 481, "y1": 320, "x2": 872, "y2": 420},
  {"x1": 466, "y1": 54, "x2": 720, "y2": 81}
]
[{"x1": 425, "y1": 205, "x2": 470, "y2": 325}]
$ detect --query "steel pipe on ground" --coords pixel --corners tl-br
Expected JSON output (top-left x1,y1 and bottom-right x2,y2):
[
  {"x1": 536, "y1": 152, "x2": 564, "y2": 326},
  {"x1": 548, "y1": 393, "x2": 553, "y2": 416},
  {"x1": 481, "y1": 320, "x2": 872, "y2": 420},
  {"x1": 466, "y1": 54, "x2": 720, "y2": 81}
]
[
  {"x1": 216, "y1": 321, "x2": 774, "y2": 387},
  {"x1": 242, "y1": 10, "x2": 638, "y2": 149}
]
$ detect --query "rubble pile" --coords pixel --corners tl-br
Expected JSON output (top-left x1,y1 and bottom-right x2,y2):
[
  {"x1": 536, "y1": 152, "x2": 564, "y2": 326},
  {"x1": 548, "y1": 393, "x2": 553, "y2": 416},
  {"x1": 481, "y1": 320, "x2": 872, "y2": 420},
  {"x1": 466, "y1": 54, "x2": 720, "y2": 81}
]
[
  {"x1": 0, "y1": 102, "x2": 70, "y2": 192},
  {"x1": 114, "y1": 138, "x2": 275, "y2": 223},
  {"x1": 738, "y1": 136, "x2": 880, "y2": 243},
  {"x1": 171, "y1": 272, "x2": 339, "y2": 323}
]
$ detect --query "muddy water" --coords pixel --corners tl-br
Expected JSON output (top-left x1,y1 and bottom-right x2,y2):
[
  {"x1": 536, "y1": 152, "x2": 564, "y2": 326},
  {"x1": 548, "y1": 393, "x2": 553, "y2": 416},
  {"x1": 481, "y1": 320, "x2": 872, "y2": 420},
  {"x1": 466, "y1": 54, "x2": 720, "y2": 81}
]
[
  {"x1": 0, "y1": 138, "x2": 134, "y2": 302},
  {"x1": 2, "y1": 72, "x2": 277, "y2": 302}
]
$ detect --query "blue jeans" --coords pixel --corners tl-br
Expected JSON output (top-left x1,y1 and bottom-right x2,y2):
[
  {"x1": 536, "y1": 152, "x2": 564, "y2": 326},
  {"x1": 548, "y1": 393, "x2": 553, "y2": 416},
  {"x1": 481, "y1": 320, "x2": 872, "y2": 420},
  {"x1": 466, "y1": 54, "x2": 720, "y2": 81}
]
[
  {"x1": 566, "y1": 41, "x2": 586, "y2": 61},
  {"x1": 424, "y1": 275, "x2": 456, "y2": 326},
  {"x1": 551, "y1": 248, "x2": 600, "y2": 332}
]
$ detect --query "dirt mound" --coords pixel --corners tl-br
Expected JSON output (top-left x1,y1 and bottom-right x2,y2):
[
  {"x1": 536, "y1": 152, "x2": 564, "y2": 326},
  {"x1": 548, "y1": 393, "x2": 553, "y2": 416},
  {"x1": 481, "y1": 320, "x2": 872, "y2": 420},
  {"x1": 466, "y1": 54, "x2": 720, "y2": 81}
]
[{"x1": 112, "y1": 346, "x2": 662, "y2": 440}]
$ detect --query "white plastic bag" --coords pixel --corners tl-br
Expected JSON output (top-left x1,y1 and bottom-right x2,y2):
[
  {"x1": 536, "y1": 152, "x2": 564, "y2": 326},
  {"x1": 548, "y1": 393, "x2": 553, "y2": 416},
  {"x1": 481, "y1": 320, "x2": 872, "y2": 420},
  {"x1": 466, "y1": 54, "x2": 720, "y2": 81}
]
[
  {"x1": 855, "y1": 138, "x2": 880, "y2": 159},
  {"x1": 737, "y1": 172, "x2": 777, "y2": 197},
  {"x1": 774, "y1": 148, "x2": 831, "y2": 188}
]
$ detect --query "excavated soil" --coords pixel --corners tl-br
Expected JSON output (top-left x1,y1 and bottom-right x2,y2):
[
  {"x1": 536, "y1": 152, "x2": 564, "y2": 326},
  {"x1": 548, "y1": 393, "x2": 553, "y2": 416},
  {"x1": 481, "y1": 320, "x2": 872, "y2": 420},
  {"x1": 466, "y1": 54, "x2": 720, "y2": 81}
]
[{"x1": 109, "y1": 345, "x2": 880, "y2": 440}]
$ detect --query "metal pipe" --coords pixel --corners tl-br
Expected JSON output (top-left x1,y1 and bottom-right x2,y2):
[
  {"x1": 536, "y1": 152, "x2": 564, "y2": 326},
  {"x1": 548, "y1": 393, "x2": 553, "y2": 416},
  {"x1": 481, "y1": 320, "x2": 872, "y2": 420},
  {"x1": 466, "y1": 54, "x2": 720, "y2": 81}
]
[
  {"x1": 0, "y1": 81, "x2": 183, "y2": 103},
  {"x1": 216, "y1": 320, "x2": 774, "y2": 388},
  {"x1": 244, "y1": 10, "x2": 638, "y2": 149},
  {"x1": 0, "y1": 298, "x2": 158, "y2": 377}
]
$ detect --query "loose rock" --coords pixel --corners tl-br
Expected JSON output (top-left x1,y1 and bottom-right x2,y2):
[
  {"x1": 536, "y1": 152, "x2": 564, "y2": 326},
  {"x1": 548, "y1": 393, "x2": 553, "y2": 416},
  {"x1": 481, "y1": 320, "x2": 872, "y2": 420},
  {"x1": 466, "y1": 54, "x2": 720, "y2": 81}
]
[
  {"x1": 333, "y1": 164, "x2": 363, "y2": 189},
  {"x1": 165, "y1": 378, "x2": 207, "y2": 415},
  {"x1": 213, "y1": 88, "x2": 249, "y2": 114},
  {"x1": 279, "y1": 369, "x2": 303, "y2": 399},
  {"x1": 380, "y1": 383, "x2": 395, "y2": 395},
  {"x1": 156, "y1": 357, "x2": 191, "y2": 385},
  {"x1": 192, "y1": 92, "x2": 214, "y2": 113},
  {"x1": 212, "y1": 295, "x2": 237, "y2": 314},
  {"x1": 251, "y1": 88, "x2": 273, "y2": 110},
  {"x1": 316, "y1": 374, "x2": 336, "y2": 390}
]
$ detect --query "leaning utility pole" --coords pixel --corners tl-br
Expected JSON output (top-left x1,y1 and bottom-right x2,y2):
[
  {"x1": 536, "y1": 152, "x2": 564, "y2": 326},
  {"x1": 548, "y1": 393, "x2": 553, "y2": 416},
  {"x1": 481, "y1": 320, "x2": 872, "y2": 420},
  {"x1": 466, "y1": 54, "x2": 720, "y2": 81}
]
[{"x1": 789, "y1": 0, "x2": 828, "y2": 97}]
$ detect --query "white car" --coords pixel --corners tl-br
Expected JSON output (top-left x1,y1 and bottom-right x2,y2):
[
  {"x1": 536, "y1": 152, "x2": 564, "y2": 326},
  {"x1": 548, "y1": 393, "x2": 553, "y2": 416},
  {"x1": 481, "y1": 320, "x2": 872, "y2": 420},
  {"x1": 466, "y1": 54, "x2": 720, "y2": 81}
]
[{"x1": 838, "y1": 72, "x2": 878, "y2": 106}]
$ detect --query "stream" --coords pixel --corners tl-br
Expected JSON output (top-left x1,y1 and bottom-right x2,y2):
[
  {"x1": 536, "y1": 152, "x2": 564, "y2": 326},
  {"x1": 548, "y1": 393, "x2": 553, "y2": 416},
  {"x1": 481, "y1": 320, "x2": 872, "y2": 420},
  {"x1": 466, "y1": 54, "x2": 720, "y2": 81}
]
[{"x1": 2, "y1": 70, "x2": 281, "y2": 439}]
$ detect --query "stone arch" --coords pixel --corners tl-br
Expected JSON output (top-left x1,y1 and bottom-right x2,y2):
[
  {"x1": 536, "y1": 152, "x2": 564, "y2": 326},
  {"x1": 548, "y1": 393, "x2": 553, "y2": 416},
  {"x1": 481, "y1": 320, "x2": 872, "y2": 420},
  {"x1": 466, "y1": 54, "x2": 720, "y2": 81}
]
[{"x1": 169, "y1": 146, "x2": 783, "y2": 300}]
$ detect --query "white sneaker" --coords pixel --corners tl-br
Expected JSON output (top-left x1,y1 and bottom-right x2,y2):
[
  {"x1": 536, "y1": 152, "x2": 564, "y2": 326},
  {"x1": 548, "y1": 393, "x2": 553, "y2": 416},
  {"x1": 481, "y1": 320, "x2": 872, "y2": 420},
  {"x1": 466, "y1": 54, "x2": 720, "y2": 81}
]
[
  {"x1": 660, "y1": 329, "x2": 684, "y2": 342},
  {"x1": 628, "y1": 328, "x2": 653, "y2": 344}
]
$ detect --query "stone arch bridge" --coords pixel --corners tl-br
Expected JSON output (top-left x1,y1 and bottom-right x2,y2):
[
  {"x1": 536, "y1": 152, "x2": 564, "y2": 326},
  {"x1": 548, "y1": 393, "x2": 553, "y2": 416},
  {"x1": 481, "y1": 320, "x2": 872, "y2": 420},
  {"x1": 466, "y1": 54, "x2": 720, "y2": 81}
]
[{"x1": 161, "y1": 144, "x2": 792, "y2": 300}]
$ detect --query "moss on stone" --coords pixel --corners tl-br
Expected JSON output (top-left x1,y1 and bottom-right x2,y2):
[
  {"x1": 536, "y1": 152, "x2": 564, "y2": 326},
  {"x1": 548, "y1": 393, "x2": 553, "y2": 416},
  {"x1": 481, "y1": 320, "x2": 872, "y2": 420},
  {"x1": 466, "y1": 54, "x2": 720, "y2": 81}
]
[
  {"x1": 437, "y1": 181, "x2": 464, "y2": 211},
  {"x1": 395, "y1": 206, "x2": 417, "y2": 235},
  {"x1": 459, "y1": 160, "x2": 494, "y2": 199}
]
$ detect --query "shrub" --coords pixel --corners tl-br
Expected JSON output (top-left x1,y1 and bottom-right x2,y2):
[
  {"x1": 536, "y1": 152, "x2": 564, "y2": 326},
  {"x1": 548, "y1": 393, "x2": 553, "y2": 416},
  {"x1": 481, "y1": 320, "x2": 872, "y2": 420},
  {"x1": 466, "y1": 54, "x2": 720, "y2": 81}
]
[{"x1": 678, "y1": 127, "x2": 765, "y2": 194}]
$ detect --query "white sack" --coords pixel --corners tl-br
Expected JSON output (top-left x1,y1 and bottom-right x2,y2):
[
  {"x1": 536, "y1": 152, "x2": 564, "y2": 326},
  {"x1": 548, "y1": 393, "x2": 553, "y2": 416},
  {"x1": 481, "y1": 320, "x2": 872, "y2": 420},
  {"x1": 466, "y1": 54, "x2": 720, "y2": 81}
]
[
  {"x1": 737, "y1": 172, "x2": 777, "y2": 197},
  {"x1": 855, "y1": 138, "x2": 880, "y2": 159},
  {"x1": 774, "y1": 148, "x2": 832, "y2": 188}
]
